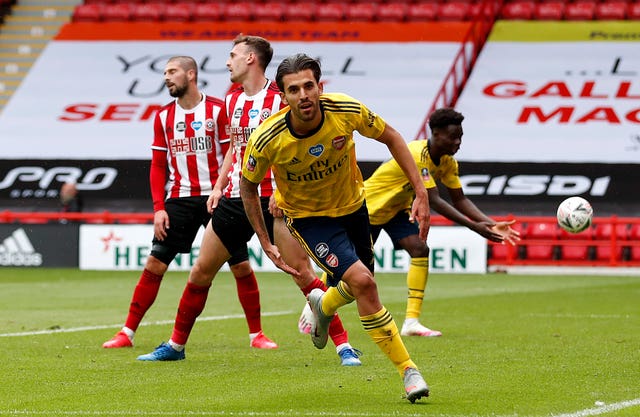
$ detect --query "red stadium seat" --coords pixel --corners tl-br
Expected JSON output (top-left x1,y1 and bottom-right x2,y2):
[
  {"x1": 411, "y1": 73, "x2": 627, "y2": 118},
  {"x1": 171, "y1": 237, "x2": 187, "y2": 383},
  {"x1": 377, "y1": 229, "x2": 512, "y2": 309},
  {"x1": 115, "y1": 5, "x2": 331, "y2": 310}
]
[
  {"x1": 406, "y1": 3, "x2": 438, "y2": 21},
  {"x1": 594, "y1": 223, "x2": 628, "y2": 261},
  {"x1": 283, "y1": 2, "x2": 315, "y2": 21},
  {"x1": 73, "y1": 4, "x2": 103, "y2": 22},
  {"x1": 470, "y1": 1, "x2": 501, "y2": 19},
  {"x1": 223, "y1": 2, "x2": 252, "y2": 21},
  {"x1": 534, "y1": 1, "x2": 564, "y2": 20},
  {"x1": 628, "y1": 2, "x2": 640, "y2": 19},
  {"x1": 254, "y1": 2, "x2": 286, "y2": 22},
  {"x1": 315, "y1": 3, "x2": 346, "y2": 21},
  {"x1": 346, "y1": 3, "x2": 377, "y2": 21},
  {"x1": 164, "y1": 2, "x2": 194, "y2": 22},
  {"x1": 438, "y1": 1, "x2": 470, "y2": 20},
  {"x1": 558, "y1": 227, "x2": 593, "y2": 261},
  {"x1": 102, "y1": 3, "x2": 132, "y2": 21},
  {"x1": 501, "y1": 1, "x2": 536, "y2": 20},
  {"x1": 192, "y1": 3, "x2": 223, "y2": 21},
  {"x1": 525, "y1": 222, "x2": 559, "y2": 260},
  {"x1": 595, "y1": 1, "x2": 628, "y2": 20},
  {"x1": 376, "y1": 3, "x2": 408, "y2": 21},
  {"x1": 131, "y1": 3, "x2": 165, "y2": 22},
  {"x1": 629, "y1": 224, "x2": 640, "y2": 261},
  {"x1": 564, "y1": 1, "x2": 596, "y2": 20}
]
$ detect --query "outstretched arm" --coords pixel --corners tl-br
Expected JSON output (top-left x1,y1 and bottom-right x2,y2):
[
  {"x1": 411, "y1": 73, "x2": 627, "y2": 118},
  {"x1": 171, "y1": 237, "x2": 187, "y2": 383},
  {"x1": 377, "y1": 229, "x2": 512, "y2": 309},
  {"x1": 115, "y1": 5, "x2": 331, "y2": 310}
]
[
  {"x1": 239, "y1": 177, "x2": 300, "y2": 277},
  {"x1": 443, "y1": 187, "x2": 520, "y2": 244}
]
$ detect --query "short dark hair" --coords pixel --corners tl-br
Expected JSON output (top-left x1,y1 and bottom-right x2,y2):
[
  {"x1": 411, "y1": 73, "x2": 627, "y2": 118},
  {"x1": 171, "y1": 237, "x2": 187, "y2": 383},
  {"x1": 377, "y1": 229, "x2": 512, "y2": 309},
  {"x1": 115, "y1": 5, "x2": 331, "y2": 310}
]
[
  {"x1": 232, "y1": 34, "x2": 273, "y2": 71},
  {"x1": 168, "y1": 56, "x2": 198, "y2": 80},
  {"x1": 275, "y1": 53, "x2": 322, "y2": 92},
  {"x1": 428, "y1": 108, "x2": 464, "y2": 131}
]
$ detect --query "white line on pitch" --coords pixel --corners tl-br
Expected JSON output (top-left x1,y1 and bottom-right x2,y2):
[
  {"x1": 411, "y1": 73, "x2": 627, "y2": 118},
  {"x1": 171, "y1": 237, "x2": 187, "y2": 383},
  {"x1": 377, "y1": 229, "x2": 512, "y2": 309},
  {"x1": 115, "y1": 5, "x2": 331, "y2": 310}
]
[
  {"x1": 0, "y1": 310, "x2": 293, "y2": 338},
  {"x1": 552, "y1": 398, "x2": 640, "y2": 417},
  {"x1": 527, "y1": 313, "x2": 633, "y2": 319}
]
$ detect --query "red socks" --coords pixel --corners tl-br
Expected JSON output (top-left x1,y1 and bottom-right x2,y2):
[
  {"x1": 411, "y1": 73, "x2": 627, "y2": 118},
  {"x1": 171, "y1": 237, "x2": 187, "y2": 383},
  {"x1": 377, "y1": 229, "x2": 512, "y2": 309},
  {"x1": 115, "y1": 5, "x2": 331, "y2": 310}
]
[
  {"x1": 124, "y1": 269, "x2": 163, "y2": 331},
  {"x1": 234, "y1": 272, "x2": 262, "y2": 334},
  {"x1": 170, "y1": 281, "x2": 211, "y2": 345}
]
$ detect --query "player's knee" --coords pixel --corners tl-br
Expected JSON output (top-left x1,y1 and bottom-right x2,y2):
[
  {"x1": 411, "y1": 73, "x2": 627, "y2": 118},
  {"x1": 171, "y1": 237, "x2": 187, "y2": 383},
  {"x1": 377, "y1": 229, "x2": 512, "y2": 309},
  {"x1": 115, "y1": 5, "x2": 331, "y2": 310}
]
[
  {"x1": 229, "y1": 261, "x2": 253, "y2": 278},
  {"x1": 190, "y1": 260, "x2": 217, "y2": 285},
  {"x1": 407, "y1": 244, "x2": 430, "y2": 258},
  {"x1": 150, "y1": 244, "x2": 178, "y2": 266}
]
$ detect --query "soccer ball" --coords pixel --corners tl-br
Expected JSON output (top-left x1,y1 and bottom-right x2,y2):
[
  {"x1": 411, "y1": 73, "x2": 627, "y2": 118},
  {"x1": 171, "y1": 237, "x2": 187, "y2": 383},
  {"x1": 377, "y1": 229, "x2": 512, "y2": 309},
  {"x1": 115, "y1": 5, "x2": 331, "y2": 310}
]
[{"x1": 556, "y1": 196, "x2": 593, "y2": 233}]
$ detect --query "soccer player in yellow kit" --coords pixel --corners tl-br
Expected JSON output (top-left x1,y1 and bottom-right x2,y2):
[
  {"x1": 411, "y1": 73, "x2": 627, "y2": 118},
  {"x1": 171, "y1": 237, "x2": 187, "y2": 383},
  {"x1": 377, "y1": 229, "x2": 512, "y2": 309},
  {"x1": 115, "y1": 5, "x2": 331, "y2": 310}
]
[
  {"x1": 366, "y1": 107, "x2": 521, "y2": 337},
  {"x1": 240, "y1": 53, "x2": 430, "y2": 403}
]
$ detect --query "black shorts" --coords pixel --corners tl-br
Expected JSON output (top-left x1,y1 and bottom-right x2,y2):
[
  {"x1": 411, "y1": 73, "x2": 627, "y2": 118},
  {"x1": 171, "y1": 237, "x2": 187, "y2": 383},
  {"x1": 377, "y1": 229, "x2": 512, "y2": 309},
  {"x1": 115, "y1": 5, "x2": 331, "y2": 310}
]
[
  {"x1": 285, "y1": 202, "x2": 373, "y2": 286},
  {"x1": 370, "y1": 210, "x2": 419, "y2": 250},
  {"x1": 152, "y1": 196, "x2": 248, "y2": 265},
  {"x1": 211, "y1": 196, "x2": 274, "y2": 259}
]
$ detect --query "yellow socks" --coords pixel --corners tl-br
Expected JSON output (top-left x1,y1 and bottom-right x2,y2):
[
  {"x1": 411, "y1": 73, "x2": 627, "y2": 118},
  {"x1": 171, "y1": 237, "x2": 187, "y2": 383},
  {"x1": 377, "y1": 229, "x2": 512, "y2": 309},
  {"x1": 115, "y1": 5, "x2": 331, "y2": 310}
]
[
  {"x1": 406, "y1": 257, "x2": 429, "y2": 320},
  {"x1": 321, "y1": 280, "x2": 355, "y2": 315},
  {"x1": 361, "y1": 307, "x2": 416, "y2": 374}
]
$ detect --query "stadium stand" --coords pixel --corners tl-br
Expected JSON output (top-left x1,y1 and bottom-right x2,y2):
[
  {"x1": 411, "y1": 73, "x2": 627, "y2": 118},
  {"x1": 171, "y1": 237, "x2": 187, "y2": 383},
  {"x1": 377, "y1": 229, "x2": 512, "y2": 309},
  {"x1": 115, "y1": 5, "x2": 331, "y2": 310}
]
[
  {"x1": 0, "y1": 0, "x2": 74, "y2": 114},
  {"x1": 68, "y1": 0, "x2": 640, "y2": 23},
  {"x1": 4, "y1": 0, "x2": 640, "y2": 268}
]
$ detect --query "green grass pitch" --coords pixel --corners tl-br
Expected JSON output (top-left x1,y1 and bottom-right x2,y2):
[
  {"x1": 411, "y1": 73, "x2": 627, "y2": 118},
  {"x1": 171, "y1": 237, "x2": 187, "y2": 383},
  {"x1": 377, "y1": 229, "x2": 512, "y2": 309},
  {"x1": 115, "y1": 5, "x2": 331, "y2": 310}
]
[{"x1": 0, "y1": 268, "x2": 639, "y2": 417}]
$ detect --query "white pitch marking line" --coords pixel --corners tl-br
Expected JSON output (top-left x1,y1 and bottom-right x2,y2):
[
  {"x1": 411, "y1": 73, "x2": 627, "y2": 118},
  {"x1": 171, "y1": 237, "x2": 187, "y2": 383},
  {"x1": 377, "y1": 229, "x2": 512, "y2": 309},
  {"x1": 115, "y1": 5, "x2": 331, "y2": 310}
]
[
  {"x1": 0, "y1": 310, "x2": 293, "y2": 337},
  {"x1": 552, "y1": 398, "x2": 640, "y2": 417}
]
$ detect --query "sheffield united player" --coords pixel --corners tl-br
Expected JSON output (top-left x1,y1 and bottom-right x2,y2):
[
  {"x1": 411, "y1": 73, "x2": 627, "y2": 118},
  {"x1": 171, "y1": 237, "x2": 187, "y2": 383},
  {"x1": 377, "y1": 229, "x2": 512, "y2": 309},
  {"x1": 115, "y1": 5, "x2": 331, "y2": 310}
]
[{"x1": 103, "y1": 55, "x2": 277, "y2": 351}]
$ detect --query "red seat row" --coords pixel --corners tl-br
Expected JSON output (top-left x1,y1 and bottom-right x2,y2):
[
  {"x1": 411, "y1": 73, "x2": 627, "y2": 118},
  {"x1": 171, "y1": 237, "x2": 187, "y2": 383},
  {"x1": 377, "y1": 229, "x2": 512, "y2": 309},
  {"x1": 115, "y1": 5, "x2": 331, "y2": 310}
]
[
  {"x1": 491, "y1": 222, "x2": 640, "y2": 262},
  {"x1": 502, "y1": 0, "x2": 640, "y2": 20},
  {"x1": 72, "y1": 1, "x2": 498, "y2": 22},
  {"x1": 83, "y1": 0, "x2": 476, "y2": 4}
]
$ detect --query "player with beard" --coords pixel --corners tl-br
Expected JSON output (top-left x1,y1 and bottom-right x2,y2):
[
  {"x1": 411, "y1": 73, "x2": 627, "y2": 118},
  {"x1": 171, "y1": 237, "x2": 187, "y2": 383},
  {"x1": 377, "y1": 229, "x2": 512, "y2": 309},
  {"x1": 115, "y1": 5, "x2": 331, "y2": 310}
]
[{"x1": 103, "y1": 55, "x2": 277, "y2": 351}]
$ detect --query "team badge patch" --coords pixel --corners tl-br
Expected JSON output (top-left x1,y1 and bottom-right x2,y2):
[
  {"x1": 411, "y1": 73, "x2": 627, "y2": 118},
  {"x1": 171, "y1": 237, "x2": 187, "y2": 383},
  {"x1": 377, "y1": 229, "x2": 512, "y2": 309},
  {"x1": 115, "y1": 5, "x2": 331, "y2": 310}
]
[
  {"x1": 260, "y1": 109, "x2": 272, "y2": 121},
  {"x1": 326, "y1": 253, "x2": 339, "y2": 268},
  {"x1": 246, "y1": 155, "x2": 257, "y2": 172},
  {"x1": 421, "y1": 168, "x2": 430, "y2": 181},
  {"x1": 315, "y1": 242, "x2": 329, "y2": 258},
  {"x1": 309, "y1": 144, "x2": 324, "y2": 157},
  {"x1": 205, "y1": 119, "x2": 215, "y2": 131},
  {"x1": 332, "y1": 136, "x2": 346, "y2": 150}
]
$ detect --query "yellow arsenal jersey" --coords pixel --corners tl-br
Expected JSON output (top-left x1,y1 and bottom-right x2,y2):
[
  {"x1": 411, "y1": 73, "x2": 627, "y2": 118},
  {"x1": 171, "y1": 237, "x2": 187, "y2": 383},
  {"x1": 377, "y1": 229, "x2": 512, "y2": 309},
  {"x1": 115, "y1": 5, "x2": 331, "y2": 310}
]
[
  {"x1": 365, "y1": 139, "x2": 461, "y2": 225},
  {"x1": 243, "y1": 92, "x2": 386, "y2": 218}
]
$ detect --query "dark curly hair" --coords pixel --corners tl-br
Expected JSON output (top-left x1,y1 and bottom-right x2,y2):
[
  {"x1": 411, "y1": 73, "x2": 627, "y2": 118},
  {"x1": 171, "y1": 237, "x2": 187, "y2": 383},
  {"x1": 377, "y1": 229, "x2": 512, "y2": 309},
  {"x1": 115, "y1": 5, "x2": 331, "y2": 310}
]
[{"x1": 428, "y1": 108, "x2": 464, "y2": 131}]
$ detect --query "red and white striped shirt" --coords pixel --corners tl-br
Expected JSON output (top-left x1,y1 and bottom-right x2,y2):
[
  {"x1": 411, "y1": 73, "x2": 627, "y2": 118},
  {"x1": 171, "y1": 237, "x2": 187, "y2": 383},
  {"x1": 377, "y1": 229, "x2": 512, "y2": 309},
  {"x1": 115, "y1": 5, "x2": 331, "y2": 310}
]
[
  {"x1": 224, "y1": 80, "x2": 283, "y2": 199},
  {"x1": 150, "y1": 93, "x2": 229, "y2": 211}
]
